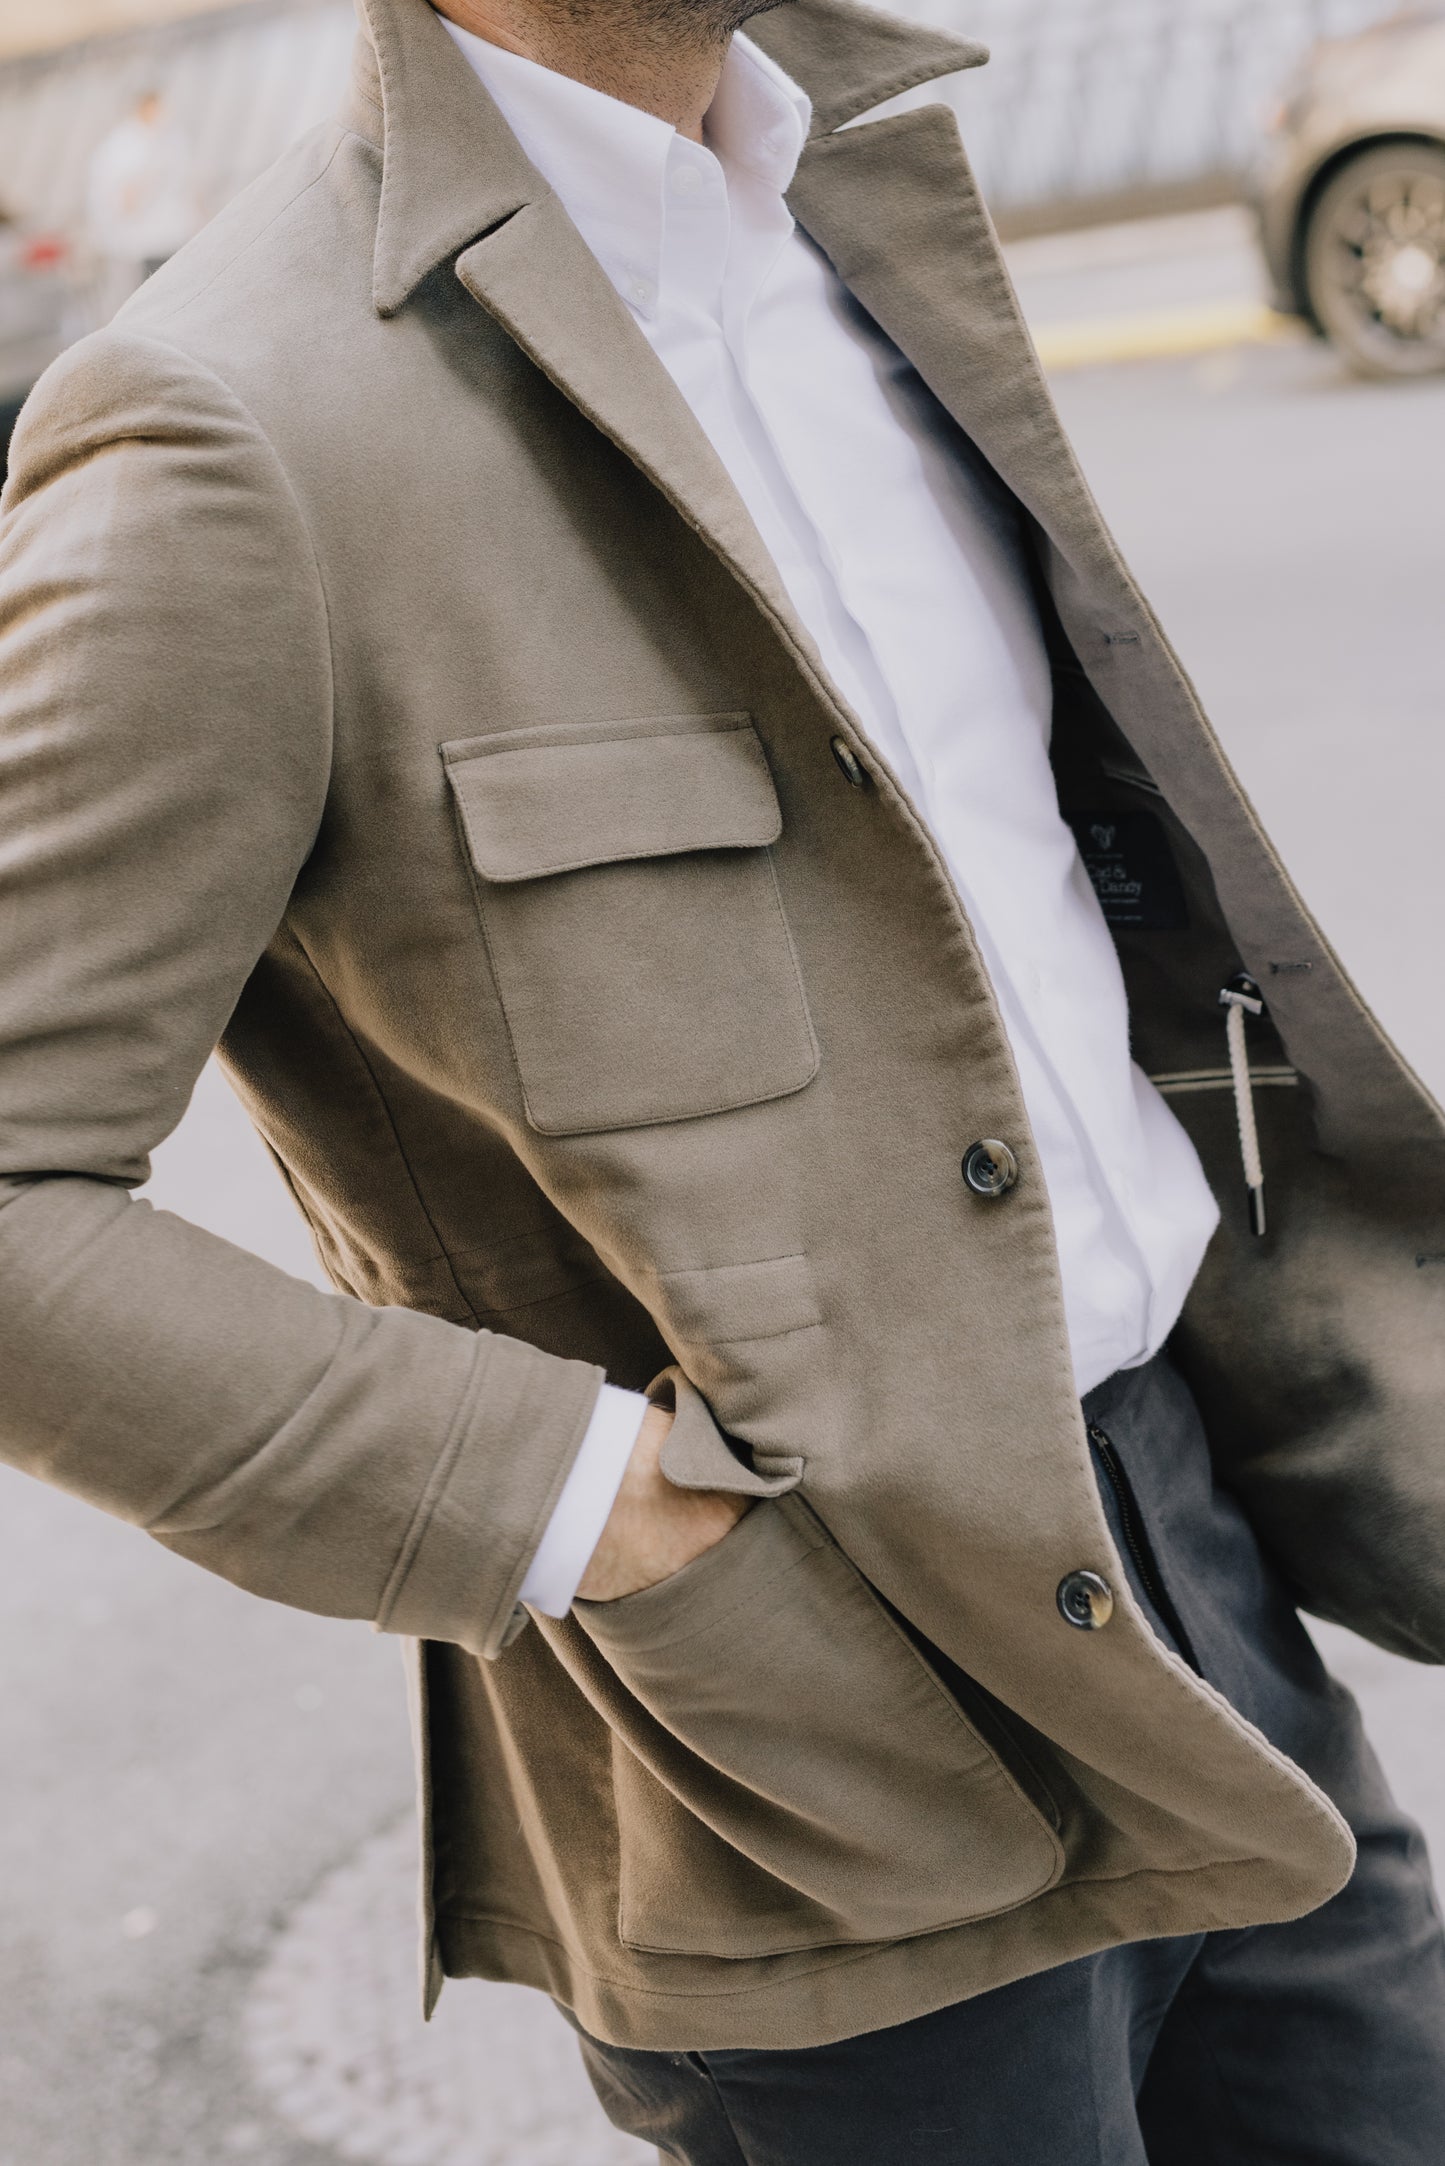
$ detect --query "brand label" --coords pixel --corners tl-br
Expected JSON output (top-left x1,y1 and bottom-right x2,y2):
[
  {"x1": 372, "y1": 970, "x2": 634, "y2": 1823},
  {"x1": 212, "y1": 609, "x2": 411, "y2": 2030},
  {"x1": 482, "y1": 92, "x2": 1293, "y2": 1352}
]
[{"x1": 1068, "y1": 810, "x2": 1189, "y2": 931}]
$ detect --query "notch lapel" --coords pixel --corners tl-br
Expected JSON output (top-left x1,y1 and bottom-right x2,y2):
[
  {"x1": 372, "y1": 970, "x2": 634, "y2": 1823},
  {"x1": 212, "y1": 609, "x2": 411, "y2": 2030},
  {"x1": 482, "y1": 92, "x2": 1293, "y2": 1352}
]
[
  {"x1": 454, "y1": 202, "x2": 804, "y2": 636},
  {"x1": 786, "y1": 103, "x2": 1262, "y2": 863},
  {"x1": 352, "y1": 0, "x2": 810, "y2": 638},
  {"x1": 786, "y1": 107, "x2": 1132, "y2": 607},
  {"x1": 351, "y1": 0, "x2": 997, "y2": 664}
]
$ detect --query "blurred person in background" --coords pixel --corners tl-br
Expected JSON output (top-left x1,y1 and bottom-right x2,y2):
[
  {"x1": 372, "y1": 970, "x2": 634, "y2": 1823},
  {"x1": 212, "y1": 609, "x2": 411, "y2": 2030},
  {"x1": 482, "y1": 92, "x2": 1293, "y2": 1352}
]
[
  {"x1": 0, "y1": 200, "x2": 74, "y2": 484},
  {"x1": 84, "y1": 86, "x2": 199, "y2": 317},
  {"x1": 2, "y1": 2, "x2": 1445, "y2": 2160}
]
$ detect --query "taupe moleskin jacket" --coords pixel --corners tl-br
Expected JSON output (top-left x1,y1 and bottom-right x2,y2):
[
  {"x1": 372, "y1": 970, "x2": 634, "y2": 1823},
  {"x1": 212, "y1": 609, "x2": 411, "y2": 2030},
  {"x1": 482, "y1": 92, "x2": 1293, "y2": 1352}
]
[{"x1": 2, "y1": 0, "x2": 1444, "y2": 2052}]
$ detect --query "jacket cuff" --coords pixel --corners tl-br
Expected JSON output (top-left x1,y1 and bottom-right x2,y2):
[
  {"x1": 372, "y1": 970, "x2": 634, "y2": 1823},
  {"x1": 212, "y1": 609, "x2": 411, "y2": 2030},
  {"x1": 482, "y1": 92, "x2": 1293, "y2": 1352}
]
[{"x1": 377, "y1": 1328, "x2": 604, "y2": 1658}]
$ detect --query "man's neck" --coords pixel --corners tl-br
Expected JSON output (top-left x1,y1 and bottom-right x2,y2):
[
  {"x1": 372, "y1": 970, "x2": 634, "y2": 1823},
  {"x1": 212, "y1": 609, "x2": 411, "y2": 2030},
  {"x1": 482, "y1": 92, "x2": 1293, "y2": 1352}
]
[{"x1": 431, "y1": 0, "x2": 753, "y2": 143}]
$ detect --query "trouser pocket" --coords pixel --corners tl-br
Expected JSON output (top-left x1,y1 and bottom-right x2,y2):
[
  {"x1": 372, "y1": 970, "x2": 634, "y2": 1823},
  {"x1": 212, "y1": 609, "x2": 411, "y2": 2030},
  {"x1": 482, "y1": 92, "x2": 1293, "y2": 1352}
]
[{"x1": 1087, "y1": 1422, "x2": 1200, "y2": 1670}]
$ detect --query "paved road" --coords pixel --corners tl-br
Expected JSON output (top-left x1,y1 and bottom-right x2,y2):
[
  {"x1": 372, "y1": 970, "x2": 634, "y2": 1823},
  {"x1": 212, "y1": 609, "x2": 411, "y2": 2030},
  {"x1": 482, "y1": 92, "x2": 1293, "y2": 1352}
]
[
  {"x1": 1007, "y1": 205, "x2": 1270, "y2": 331},
  {"x1": 3, "y1": 228, "x2": 1445, "y2": 2165}
]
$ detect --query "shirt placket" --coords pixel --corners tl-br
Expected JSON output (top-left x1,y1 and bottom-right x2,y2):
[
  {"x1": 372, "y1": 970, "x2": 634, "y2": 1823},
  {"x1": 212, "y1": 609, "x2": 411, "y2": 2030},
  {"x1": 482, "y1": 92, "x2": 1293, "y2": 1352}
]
[
  {"x1": 719, "y1": 189, "x2": 930, "y2": 804},
  {"x1": 726, "y1": 174, "x2": 1159, "y2": 1373}
]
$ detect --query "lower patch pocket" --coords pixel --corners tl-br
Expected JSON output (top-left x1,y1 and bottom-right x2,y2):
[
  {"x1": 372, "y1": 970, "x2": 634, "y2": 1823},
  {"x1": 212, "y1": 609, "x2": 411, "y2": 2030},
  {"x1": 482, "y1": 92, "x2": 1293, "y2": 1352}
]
[{"x1": 573, "y1": 1496, "x2": 1063, "y2": 1958}]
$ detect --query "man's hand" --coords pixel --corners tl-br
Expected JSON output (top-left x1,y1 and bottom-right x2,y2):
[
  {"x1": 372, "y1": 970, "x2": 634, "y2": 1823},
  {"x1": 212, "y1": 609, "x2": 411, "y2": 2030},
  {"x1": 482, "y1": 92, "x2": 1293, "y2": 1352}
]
[{"x1": 576, "y1": 1400, "x2": 752, "y2": 1602}]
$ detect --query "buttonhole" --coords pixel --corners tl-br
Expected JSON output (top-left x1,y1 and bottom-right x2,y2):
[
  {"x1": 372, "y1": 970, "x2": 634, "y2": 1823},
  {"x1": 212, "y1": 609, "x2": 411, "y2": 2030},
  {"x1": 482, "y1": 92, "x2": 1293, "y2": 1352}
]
[{"x1": 1269, "y1": 961, "x2": 1313, "y2": 976}]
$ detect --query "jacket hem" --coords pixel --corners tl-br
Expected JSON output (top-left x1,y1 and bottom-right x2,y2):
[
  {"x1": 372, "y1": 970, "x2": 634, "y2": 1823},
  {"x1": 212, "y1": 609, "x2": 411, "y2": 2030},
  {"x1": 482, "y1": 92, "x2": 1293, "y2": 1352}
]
[{"x1": 433, "y1": 1843, "x2": 1352, "y2": 2052}]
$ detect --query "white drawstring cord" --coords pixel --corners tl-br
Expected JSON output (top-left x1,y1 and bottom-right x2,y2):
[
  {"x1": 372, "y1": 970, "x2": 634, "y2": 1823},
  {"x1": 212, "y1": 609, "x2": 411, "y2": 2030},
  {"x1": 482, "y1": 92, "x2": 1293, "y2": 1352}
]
[{"x1": 1219, "y1": 975, "x2": 1267, "y2": 1237}]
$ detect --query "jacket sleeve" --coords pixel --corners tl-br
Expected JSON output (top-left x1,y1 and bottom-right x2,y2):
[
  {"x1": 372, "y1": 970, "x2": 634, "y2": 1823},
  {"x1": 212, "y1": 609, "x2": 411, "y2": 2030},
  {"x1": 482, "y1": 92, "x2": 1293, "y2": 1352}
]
[{"x1": 0, "y1": 330, "x2": 604, "y2": 1659}]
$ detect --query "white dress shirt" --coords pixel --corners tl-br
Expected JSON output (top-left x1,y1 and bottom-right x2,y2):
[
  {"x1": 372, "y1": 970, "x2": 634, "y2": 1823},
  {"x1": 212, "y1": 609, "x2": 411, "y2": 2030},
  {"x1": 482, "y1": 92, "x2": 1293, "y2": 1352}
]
[{"x1": 445, "y1": 22, "x2": 1224, "y2": 1618}]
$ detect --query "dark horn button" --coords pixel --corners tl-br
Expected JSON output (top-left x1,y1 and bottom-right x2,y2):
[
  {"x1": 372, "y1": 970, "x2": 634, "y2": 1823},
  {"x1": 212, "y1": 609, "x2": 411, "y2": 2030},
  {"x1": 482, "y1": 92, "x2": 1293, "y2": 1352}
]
[
  {"x1": 1058, "y1": 1570, "x2": 1115, "y2": 1630},
  {"x1": 830, "y1": 736, "x2": 868, "y2": 789},
  {"x1": 962, "y1": 1140, "x2": 1020, "y2": 1198}
]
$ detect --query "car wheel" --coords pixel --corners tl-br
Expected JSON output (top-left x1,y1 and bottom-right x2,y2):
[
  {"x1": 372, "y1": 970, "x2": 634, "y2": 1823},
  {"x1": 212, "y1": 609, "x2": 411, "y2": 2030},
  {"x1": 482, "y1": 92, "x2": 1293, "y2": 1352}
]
[{"x1": 1304, "y1": 141, "x2": 1445, "y2": 378}]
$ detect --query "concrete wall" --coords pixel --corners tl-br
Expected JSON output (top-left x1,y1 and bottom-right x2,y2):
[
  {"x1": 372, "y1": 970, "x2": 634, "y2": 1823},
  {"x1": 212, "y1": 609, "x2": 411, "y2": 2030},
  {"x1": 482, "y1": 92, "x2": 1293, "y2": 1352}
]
[{"x1": 0, "y1": 0, "x2": 253, "y2": 64}]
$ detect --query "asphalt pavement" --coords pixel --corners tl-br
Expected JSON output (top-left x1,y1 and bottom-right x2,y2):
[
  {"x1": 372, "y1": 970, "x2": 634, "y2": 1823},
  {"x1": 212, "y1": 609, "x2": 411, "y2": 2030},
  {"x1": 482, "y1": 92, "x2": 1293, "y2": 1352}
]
[{"x1": 3, "y1": 210, "x2": 1445, "y2": 2165}]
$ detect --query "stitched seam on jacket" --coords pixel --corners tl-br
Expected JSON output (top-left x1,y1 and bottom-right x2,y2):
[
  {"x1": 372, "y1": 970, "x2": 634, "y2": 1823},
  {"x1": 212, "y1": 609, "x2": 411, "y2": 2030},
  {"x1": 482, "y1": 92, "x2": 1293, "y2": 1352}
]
[
  {"x1": 281, "y1": 928, "x2": 480, "y2": 1325},
  {"x1": 98, "y1": 329, "x2": 339, "y2": 839},
  {"x1": 490, "y1": 178, "x2": 1051, "y2": 1170},
  {"x1": 705, "y1": 1316, "x2": 826, "y2": 1349},
  {"x1": 347, "y1": 70, "x2": 384, "y2": 122},
  {"x1": 903, "y1": 113, "x2": 1445, "y2": 1133},
  {"x1": 369, "y1": 4, "x2": 402, "y2": 290},
  {"x1": 474, "y1": 1368, "x2": 605, "y2": 1654},
  {"x1": 147, "y1": 1304, "x2": 367, "y2": 1534},
  {"x1": 659, "y1": 1251, "x2": 823, "y2": 1343},
  {"x1": 819, "y1": 49, "x2": 989, "y2": 135},
  {"x1": 458, "y1": 813, "x2": 818, "y2": 1134},
  {"x1": 376, "y1": 1334, "x2": 495, "y2": 1633},
  {"x1": 1099, "y1": 1606, "x2": 1353, "y2": 1849},
  {"x1": 436, "y1": 1848, "x2": 1290, "y2": 2001},
  {"x1": 462, "y1": 827, "x2": 781, "y2": 883},
  {"x1": 585, "y1": 1540, "x2": 822, "y2": 1657},
  {"x1": 518, "y1": 850, "x2": 819, "y2": 1133},
  {"x1": 385, "y1": 1358, "x2": 608, "y2": 1661},
  {"x1": 829, "y1": 116, "x2": 1330, "y2": 1004},
  {"x1": 146, "y1": 130, "x2": 348, "y2": 321},
  {"x1": 466, "y1": 1274, "x2": 617, "y2": 1323},
  {"x1": 579, "y1": 1515, "x2": 1061, "y2": 1887}
]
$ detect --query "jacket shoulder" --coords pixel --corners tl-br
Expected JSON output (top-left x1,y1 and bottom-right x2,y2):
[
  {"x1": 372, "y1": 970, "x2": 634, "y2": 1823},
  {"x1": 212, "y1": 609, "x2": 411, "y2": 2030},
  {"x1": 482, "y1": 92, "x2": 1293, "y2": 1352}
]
[
  {"x1": 3, "y1": 315, "x2": 297, "y2": 525},
  {"x1": 106, "y1": 120, "x2": 384, "y2": 417}
]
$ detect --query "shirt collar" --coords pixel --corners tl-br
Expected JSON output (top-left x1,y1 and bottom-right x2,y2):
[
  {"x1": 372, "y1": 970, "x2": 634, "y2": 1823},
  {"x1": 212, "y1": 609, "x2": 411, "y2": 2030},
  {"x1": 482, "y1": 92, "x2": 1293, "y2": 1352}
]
[
  {"x1": 439, "y1": 20, "x2": 811, "y2": 315},
  {"x1": 706, "y1": 32, "x2": 812, "y2": 191}
]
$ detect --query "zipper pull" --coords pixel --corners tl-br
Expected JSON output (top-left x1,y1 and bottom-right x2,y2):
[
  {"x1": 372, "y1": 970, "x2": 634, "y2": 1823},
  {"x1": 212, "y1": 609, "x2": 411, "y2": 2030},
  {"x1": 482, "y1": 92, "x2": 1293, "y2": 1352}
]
[{"x1": 1219, "y1": 973, "x2": 1267, "y2": 1238}]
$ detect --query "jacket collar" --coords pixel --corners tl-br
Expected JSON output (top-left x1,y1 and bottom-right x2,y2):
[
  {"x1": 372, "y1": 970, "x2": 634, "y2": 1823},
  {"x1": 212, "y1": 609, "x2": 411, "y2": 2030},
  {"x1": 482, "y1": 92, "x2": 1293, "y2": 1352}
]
[
  {"x1": 342, "y1": 0, "x2": 986, "y2": 317},
  {"x1": 747, "y1": 0, "x2": 987, "y2": 133}
]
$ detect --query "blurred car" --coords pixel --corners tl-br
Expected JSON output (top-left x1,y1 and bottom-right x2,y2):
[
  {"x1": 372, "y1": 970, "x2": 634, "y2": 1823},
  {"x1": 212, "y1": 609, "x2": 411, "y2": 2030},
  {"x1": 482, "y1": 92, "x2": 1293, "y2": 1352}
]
[
  {"x1": 1255, "y1": 8, "x2": 1445, "y2": 377},
  {"x1": 0, "y1": 212, "x2": 75, "y2": 484}
]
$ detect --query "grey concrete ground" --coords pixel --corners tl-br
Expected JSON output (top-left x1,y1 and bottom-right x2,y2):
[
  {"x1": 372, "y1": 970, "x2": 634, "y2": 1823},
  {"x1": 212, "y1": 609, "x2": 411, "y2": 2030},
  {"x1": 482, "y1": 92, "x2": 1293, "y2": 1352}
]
[{"x1": 3, "y1": 212, "x2": 1445, "y2": 2164}]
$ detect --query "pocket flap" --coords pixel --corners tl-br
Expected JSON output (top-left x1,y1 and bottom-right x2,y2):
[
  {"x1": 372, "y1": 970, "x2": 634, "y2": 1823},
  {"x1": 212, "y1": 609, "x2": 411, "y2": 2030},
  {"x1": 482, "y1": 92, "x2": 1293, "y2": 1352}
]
[{"x1": 444, "y1": 714, "x2": 782, "y2": 883}]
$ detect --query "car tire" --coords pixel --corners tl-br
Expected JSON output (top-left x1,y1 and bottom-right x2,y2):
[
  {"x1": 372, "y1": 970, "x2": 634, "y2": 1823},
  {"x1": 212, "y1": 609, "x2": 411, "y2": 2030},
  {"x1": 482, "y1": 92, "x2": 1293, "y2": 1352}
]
[{"x1": 1303, "y1": 141, "x2": 1445, "y2": 378}]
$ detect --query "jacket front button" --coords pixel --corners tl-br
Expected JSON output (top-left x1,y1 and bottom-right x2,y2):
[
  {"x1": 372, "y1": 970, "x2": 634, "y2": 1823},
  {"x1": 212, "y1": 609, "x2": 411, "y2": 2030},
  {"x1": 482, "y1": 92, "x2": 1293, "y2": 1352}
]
[
  {"x1": 1058, "y1": 1570, "x2": 1115, "y2": 1630},
  {"x1": 830, "y1": 736, "x2": 868, "y2": 788},
  {"x1": 962, "y1": 1139, "x2": 1019, "y2": 1198}
]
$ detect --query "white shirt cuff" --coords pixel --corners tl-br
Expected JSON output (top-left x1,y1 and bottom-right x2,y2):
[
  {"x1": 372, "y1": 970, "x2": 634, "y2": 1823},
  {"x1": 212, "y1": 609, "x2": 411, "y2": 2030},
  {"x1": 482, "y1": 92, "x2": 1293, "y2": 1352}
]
[{"x1": 518, "y1": 1382, "x2": 649, "y2": 1617}]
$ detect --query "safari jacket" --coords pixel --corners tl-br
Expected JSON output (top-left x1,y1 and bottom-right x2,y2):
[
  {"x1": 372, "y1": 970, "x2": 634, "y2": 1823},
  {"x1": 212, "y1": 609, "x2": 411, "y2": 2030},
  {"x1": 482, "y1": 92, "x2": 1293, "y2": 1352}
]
[{"x1": 2, "y1": 0, "x2": 1443, "y2": 2052}]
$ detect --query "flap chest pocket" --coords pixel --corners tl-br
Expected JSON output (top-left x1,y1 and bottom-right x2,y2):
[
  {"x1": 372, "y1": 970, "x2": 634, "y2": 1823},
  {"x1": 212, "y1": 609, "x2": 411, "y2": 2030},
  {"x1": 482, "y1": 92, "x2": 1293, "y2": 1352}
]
[{"x1": 443, "y1": 715, "x2": 819, "y2": 1136}]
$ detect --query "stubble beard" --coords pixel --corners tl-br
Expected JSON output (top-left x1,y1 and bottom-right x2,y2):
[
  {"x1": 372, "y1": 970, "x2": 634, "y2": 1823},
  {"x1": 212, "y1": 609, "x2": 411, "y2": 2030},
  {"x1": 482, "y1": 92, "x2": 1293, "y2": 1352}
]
[{"x1": 536, "y1": 0, "x2": 787, "y2": 63}]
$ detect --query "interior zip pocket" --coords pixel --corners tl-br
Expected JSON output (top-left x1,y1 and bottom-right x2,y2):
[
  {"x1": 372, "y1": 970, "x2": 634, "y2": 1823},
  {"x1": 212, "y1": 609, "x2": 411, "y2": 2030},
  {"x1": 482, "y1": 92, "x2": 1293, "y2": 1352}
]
[{"x1": 1088, "y1": 1424, "x2": 1200, "y2": 1672}]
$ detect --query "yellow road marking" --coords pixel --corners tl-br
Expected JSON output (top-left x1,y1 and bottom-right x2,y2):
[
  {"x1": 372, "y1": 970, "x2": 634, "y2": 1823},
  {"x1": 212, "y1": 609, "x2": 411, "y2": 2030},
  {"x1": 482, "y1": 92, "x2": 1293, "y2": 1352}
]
[{"x1": 1033, "y1": 300, "x2": 1304, "y2": 373}]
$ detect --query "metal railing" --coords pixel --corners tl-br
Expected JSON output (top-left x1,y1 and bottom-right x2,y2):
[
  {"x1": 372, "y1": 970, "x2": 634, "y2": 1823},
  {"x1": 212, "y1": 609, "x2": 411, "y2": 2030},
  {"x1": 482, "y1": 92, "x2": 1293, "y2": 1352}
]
[
  {"x1": 925, "y1": 0, "x2": 1409, "y2": 224},
  {"x1": 0, "y1": 0, "x2": 1419, "y2": 245}
]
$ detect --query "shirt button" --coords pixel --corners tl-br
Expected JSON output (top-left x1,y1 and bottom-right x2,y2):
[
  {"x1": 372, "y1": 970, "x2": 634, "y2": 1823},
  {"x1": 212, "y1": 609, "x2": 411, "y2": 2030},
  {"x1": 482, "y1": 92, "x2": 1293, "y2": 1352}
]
[
  {"x1": 962, "y1": 1139, "x2": 1020, "y2": 1198},
  {"x1": 670, "y1": 165, "x2": 703, "y2": 195},
  {"x1": 830, "y1": 736, "x2": 868, "y2": 789},
  {"x1": 629, "y1": 278, "x2": 654, "y2": 307},
  {"x1": 1058, "y1": 1571, "x2": 1115, "y2": 1630}
]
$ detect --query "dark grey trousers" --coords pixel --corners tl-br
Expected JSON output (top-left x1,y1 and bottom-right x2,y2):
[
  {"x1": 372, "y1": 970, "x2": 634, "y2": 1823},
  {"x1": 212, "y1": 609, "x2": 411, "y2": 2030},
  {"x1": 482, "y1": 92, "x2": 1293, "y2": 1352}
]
[{"x1": 575, "y1": 1353, "x2": 1445, "y2": 2163}]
